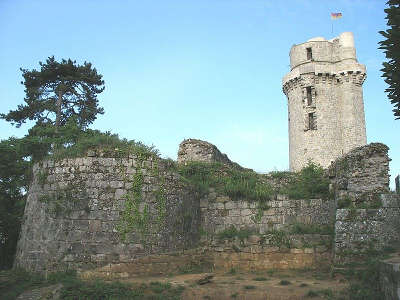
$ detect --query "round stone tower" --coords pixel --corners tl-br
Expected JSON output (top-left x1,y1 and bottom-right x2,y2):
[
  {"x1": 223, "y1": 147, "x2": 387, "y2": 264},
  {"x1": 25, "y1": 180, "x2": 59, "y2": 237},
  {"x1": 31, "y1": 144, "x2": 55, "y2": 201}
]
[{"x1": 282, "y1": 32, "x2": 367, "y2": 171}]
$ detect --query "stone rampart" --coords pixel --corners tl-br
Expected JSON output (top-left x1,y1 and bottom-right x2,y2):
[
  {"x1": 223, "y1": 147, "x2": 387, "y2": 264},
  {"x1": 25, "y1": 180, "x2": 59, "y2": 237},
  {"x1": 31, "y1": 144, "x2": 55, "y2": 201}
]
[{"x1": 14, "y1": 153, "x2": 200, "y2": 272}]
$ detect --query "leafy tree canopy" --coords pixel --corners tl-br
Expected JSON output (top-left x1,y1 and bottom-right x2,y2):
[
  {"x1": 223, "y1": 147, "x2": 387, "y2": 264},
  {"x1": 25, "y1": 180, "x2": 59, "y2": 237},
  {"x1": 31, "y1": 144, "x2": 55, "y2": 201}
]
[
  {"x1": 1, "y1": 56, "x2": 105, "y2": 128},
  {"x1": 379, "y1": 0, "x2": 400, "y2": 120},
  {"x1": 0, "y1": 138, "x2": 32, "y2": 269}
]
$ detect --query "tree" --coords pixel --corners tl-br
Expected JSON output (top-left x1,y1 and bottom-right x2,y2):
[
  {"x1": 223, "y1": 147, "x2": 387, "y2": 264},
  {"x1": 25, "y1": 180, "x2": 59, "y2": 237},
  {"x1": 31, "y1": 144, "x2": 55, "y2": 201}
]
[
  {"x1": 0, "y1": 138, "x2": 31, "y2": 269},
  {"x1": 1, "y1": 56, "x2": 105, "y2": 128},
  {"x1": 379, "y1": 0, "x2": 400, "y2": 120}
]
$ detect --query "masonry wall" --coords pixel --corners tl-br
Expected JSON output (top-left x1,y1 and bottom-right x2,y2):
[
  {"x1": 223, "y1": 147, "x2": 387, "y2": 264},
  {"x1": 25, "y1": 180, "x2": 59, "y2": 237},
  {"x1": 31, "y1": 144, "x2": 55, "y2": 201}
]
[
  {"x1": 329, "y1": 143, "x2": 390, "y2": 203},
  {"x1": 200, "y1": 193, "x2": 335, "y2": 235},
  {"x1": 335, "y1": 195, "x2": 400, "y2": 263},
  {"x1": 14, "y1": 154, "x2": 200, "y2": 272},
  {"x1": 282, "y1": 32, "x2": 367, "y2": 171},
  {"x1": 329, "y1": 143, "x2": 400, "y2": 263}
]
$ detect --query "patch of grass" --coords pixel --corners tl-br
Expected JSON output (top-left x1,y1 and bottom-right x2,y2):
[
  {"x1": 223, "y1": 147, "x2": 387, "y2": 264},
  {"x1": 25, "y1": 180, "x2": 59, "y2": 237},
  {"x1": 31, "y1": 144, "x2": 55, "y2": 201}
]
[
  {"x1": 305, "y1": 290, "x2": 319, "y2": 297},
  {"x1": 337, "y1": 197, "x2": 352, "y2": 209},
  {"x1": 299, "y1": 283, "x2": 309, "y2": 287},
  {"x1": 0, "y1": 269, "x2": 185, "y2": 300},
  {"x1": 149, "y1": 281, "x2": 171, "y2": 294},
  {"x1": 279, "y1": 162, "x2": 330, "y2": 200},
  {"x1": 177, "y1": 161, "x2": 273, "y2": 201},
  {"x1": 228, "y1": 268, "x2": 237, "y2": 275},
  {"x1": 289, "y1": 223, "x2": 334, "y2": 235},
  {"x1": 231, "y1": 292, "x2": 239, "y2": 298},
  {"x1": 253, "y1": 277, "x2": 268, "y2": 281},
  {"x1": 243, "y1": 285, "x2": 256, "y2": 290},
  {"x1": 217, "y1": 225, "x2": 255, "y2": 241},
  {"x1": 279, "y1": 280, "x2": 291, "y2": 285}
]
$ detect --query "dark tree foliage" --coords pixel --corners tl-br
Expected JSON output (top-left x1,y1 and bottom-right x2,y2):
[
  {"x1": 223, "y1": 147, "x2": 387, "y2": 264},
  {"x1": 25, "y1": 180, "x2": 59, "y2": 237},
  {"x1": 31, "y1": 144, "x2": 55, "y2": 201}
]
[
  {"x1": 1, "y1": 56, "x2": 105, "y2": 128},
  {"x1": 0, "y1": 138, "x2": 32, "y2": 269},
  {"x1": 379, "y1": 0, "x2": 400, "y2": 120}
]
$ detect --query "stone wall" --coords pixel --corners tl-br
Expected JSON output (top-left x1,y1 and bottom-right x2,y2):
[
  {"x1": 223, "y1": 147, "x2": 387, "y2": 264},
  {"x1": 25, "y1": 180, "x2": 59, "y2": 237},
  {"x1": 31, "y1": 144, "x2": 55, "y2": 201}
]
[
  {"x1": 211, "y1": 234, "x2": 331, "y2": 272},
  {"x1": 329, "y1": 143, "x2": 390, "y2": 205},
  {"x1": 177, "y1": 139, "x2": 244, "y2": 169},
  {"x1": 334, "y1": 194, "x2": 400, "y2": 263},
  {"x1": 329, "y1": 144, "x2": 400, "y2": 263},
  {"x1": 200, "y1": 193, "x2": 335, "y2": 235},
  {"x1": 14, "y1": 153, "x2": 200, "y2": 272},
  {"x1": 81, "y1": 234, "x2": 332, "y2": 279}
]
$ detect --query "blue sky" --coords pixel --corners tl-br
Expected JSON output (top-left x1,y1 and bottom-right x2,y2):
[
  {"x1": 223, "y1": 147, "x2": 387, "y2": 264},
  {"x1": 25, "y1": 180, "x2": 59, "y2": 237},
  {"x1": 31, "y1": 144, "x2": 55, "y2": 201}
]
[{"x1": 0, "y1": 0, "x2": 398, "y2": 188}]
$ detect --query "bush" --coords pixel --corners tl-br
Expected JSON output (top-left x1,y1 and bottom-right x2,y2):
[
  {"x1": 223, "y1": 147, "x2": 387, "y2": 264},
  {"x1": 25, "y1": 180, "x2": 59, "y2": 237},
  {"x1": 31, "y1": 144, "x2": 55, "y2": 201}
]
[
  {"x1": 337, "y1": 197, "x2": 352, "y2": 209},
  {"x1": 281, "y1": 162, "x2": 330, "y2": 199},
  {"x1": 217, "y1": 226, "x2": 254, "y2": 241},
  {"x1": 177, "y1": 162, "x2": 273, "y2": 202}
]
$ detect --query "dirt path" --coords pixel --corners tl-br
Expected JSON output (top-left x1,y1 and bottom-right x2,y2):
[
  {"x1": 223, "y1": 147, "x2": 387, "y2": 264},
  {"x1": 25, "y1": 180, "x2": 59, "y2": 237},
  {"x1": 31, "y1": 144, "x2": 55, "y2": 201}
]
[{"x1": 122, "y1": 269, "x2": 348, "y2": 299}]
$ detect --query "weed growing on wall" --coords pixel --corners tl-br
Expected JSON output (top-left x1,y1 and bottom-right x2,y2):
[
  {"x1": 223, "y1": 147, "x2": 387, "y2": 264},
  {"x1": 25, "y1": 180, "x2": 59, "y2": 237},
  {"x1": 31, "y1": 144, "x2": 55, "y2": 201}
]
[
  {"x1": 177, "y1": 161, "x2": 273, "y2": 201},
  {"x1": 279, "y1": 162, "x2": 330, "y2": 199},
  {"x1": 217, "y1": 225, "x2": 255, "y2": 241},
  {"x1": 117, "y1": 159, "x2": 168, "y2": 247}
]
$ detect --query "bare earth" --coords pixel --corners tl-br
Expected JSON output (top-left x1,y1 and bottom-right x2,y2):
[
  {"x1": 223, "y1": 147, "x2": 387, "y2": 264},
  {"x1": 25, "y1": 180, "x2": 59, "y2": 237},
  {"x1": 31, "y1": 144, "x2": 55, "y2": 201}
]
[{"x1": 122, "y1": 269, "x2": 348, "y2": 300}]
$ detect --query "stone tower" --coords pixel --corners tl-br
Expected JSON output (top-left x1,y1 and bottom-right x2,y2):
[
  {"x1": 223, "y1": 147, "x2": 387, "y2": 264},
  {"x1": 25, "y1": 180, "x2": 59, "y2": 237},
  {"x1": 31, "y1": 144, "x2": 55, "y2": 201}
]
[{"x1": 282, "y1": 32, "x2": 367, "y2": 171}]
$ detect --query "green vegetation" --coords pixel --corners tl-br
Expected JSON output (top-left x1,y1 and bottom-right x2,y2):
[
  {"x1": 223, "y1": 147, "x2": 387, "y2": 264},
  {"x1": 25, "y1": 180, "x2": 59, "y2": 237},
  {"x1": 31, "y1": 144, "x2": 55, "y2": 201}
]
[
  {"x1": 0, "y1": 56, "x2": 105, "y2": 129},
  {"x1": 337, "y1": 197, "x2": 352, "y2": 209},
  {"x1": 0, "y1": 139, "x2": 31, "y2": 270},
  {"x1": 217, "y1": 226, "x2": 255, "y2": 241},
  {"x1": 243, "y1": 285, "x2": 256, "y2": 290},
  {"x1": 267, "y1": 230, "x2": 292, "y2": 248},
  {"x1": 253, "y1": 277, "x2": 268, "y2": 281},
  {"x1": 279, "y1": 162, "x2": 330, "y2": 200},
  {"x1": 379, "y1": 0, "x2": 400, "y2": 120},
  {"x1": 0, "y1": 269, "x2": 185, "y2": 300},
  {"x1": 289, "y1": 223, "x2": 334, "y2": 235},
  {"x1": 177, "y1": 161, "x2": 273, "y2": 201},
  {"x1": 279, "y1": 280, "x2": 291, "y2": 285}
]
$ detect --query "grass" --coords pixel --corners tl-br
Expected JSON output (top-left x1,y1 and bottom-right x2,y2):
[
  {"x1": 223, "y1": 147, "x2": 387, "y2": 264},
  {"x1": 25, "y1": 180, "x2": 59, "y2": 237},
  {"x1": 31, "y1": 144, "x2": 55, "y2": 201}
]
[
  {"x1": 217, "y1": 226, "x2": 255, "y2": 241},
  {"x1": 243, "y1": 285, "x2": 256, "y2": 290},
  {"x1": 177, "y1": 161, "x2": 274, "y2": 201},
  {"x1": 278, "y1": 162, "x2": 330, "y2": 200},
  {"x1": 0, "y1": 269, "x2": 185, "y2": 300},
  {"x1": 289, "y1": 223, "x2": 334, "y2": 235},
  {"x1": 253, "y1": 277, "x2": 269, "y2": 281}
]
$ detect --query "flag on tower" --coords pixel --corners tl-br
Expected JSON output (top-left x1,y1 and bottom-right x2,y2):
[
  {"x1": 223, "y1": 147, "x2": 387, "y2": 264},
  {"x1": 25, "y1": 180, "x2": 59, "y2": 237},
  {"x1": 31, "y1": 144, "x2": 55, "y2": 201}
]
[{"x1": 331, "y1": 12, "x2": 342, "y2": 19}]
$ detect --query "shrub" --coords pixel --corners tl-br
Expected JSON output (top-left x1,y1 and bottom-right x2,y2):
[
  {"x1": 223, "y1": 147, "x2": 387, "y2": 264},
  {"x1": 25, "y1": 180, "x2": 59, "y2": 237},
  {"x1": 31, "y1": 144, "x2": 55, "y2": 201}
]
[
  {"x1": 337, "y1": 197, "x2": 352, "y2": 209},
  {"x1": 177, "y1": 162, "x2": 273, "y2": 202},
  {"x1": 280, "y1": 162, "x2": 330, "y2": 199}
]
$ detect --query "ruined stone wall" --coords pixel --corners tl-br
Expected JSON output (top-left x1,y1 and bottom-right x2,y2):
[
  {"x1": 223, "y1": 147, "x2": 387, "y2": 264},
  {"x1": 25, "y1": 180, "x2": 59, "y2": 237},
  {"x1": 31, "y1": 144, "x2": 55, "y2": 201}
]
[
  {"x1": 335, "y1": 194, "x2": 400, "y2": 263},
  {"x1": 200, "y1": 193, "x2": 335, "y2": 235},
  {"x1": 14, "y1": 153, "x2": 200, "y2": 273},
  {"x1": 329, "y1": 143, "x2": 390, "y2": 204},
  {"x1": 329, "y1": 144, "x2": 400, "y2": 263},
  {"x1": 283, "y1": 32, "x2": 367, "y2": 171}
]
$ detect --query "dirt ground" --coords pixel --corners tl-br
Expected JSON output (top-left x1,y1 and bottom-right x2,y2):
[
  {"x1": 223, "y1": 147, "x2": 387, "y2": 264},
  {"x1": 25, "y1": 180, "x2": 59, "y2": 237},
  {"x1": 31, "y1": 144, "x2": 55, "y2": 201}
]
[{"x1": 122, "y1": 268, "x2": 348, "y2": 300}]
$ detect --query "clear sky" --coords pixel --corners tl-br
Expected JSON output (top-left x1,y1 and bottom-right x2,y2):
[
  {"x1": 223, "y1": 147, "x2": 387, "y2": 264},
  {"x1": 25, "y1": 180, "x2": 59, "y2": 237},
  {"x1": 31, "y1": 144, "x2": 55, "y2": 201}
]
[{"x1": 0, "y1": 0, "x2": 398, "y2": 188}]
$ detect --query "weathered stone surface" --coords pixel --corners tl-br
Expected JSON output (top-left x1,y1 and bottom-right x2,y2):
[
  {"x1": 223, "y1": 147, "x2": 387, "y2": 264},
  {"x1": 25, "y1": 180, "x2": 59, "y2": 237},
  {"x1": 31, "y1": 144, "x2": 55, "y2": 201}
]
[
  {"x1": 329, "y1": 143, "x2": 390, "y2": 203},
  {"x1": 177, "y1": 139, "x2": 244, "y2": 169},
  {"x1": 14, "y1": 155, "x2": 201, "y2": 273},
  {"x1": 283, "y1": 32, "x2": 367, "y2": 171}
]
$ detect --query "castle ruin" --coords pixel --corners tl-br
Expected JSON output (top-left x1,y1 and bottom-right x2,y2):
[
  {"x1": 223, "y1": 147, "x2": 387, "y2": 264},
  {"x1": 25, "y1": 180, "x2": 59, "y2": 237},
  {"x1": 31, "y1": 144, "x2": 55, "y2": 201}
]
[{"x1": 283, "y1": 32, "x2": 367, "y2": 171}]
